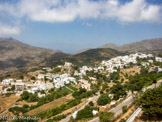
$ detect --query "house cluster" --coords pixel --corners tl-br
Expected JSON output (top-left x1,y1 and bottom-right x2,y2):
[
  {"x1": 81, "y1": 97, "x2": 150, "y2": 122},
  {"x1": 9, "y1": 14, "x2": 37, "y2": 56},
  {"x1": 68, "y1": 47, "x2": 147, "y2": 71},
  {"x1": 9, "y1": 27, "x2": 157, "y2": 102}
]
[
  {"x1": 0, "y1": 77, "x2": 54, "y2": 95},
  {"x1": 101, "y1": 53, "x2": 154, "y2": 73},
  {"x1": 53, "y1": 74, "x2": 77, "y2": 88},
  {"x1": 74, "y1": 66, "x2": 93, "y2": 76}
]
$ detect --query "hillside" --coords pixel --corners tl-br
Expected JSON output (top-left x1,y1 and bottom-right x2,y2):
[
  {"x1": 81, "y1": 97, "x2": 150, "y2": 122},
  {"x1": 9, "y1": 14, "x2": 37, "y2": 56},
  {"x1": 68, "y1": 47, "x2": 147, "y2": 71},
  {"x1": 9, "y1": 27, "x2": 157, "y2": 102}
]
[
  {"x1": 45, "y1": 48, "x2": 125, "y2": 67},
  {"x1": 0, "y1": 37, "x2": 61, "y2": 75},
  {"x1": 100, "y1": 38, "x2": 162, "y2": 54},
  {"x1": 100, "y1": 43, "x2": 119, "y2": 49}
]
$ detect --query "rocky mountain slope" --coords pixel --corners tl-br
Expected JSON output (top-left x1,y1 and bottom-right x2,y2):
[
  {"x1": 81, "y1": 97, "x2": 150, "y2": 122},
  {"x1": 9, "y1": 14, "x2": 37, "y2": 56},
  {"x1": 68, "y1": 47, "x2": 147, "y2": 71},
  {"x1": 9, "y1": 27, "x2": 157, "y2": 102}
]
[
  {"x1": 45, "y1": 48, "x2": 125, "y2": 67},
  {"x1": 0, "y1": 37, "x2": 61, "y2": 74},
  {"x1": 100, "y1": 38, "x2": 162, "y2": 54}
]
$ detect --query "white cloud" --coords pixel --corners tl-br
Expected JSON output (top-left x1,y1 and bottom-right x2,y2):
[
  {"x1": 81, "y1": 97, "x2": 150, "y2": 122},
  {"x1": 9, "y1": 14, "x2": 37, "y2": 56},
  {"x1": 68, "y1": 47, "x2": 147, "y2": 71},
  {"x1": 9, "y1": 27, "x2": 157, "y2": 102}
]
[
  {"x1": 0, "y1": 23, "x2": 20, "y2": 35},
  {"x1": 82, "y1": 22, "x2": 93, "y2": 27},
  {"x1": 0, "y1": 0, "x2": 161, "y2": 23}
]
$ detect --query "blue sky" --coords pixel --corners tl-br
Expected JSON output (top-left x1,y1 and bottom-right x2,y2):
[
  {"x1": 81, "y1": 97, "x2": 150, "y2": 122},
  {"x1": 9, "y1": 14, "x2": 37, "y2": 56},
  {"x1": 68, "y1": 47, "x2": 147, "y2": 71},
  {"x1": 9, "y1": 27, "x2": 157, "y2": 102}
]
[{"x1": 0, "y1": 0, "x2": 162, "y2": 53}]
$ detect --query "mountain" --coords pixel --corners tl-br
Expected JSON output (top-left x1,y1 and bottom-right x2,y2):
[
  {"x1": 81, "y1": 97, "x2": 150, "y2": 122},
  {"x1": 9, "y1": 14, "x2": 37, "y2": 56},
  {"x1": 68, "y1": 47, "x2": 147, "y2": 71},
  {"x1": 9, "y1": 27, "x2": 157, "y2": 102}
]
[
  {"x1": 117, "y1": 38, "x2": 162, "y2": 53},
  {"x1": 73, "y1": 48, "x2": 91, "y2": 55},
  {"x1": 0, "y1": 37, "x2": 61, "y2": 75},
  {"x1": 99, "y1": 38, "x2": 162, "y2": 54},
  {"x1": 100, "y1": 43, "x2": 119, "y2": 49},
  {"x1": 45, "y1": 48, "x2": 125, "y2": 67}
]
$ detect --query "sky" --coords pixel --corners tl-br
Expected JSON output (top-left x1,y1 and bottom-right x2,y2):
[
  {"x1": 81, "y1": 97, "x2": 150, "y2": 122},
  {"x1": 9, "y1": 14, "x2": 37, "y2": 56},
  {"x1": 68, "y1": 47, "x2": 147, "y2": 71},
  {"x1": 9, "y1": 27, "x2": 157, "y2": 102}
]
[{"x1": 0, "y1": 0, "x2": 162, "y2": 53}]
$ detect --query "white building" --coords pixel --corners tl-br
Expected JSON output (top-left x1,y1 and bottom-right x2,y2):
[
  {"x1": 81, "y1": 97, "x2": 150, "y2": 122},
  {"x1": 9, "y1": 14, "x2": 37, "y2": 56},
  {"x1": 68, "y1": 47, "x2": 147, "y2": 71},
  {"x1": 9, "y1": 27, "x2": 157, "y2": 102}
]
[
  {"x1": 155, "y1": 57, "x2": 162, "y2": 62},
  {"x1": 79, "y1": 79, "x2": 90, "y2": 90},
  {"x1": 2, "y1": 78, "x2": 14, "y2": 85},
  {"x1": 38, "y1": 74, "x2": 45, "y2": 80},
  {"x1": 92, "y1": 110, "x2": 98, "y2": 115},
  {"x1": 53, "y1": 74, "x2": 76, "y2": 88},
  {"x1": 64, "y1": 62, "x2": 73, "y2": 67}
]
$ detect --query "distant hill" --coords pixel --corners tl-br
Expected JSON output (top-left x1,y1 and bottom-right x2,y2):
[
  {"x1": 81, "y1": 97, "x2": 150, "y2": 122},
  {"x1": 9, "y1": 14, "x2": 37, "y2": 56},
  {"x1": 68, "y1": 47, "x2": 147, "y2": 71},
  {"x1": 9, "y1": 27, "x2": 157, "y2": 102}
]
[
  {"x1": 45, "y1": 48, "x2": 125, "y2": 67},
  {"x1": 0, "y1": 37, "x2": 61, "y2": 75},
  {"x1": 73, "y1": 48, "x2": 91, "y2": 55},
  {"x1": 99, "y1": 38, "x2": 162, "y2": 54},
  {"x1": 100, "y1": 43, "x2": 119, "y2": 49}
]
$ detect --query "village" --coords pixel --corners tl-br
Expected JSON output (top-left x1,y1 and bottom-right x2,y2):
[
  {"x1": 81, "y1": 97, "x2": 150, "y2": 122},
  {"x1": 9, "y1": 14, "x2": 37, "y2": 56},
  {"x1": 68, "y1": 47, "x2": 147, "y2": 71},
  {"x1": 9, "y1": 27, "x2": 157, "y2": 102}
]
[{"x1": 0, "y1": 52, "x2": 162, "y2": 121}]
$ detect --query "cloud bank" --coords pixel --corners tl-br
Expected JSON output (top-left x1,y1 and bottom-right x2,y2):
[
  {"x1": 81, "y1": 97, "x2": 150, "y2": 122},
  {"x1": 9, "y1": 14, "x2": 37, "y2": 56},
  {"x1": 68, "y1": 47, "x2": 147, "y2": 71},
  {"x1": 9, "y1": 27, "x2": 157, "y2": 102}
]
[
  {"x1": 0, "y1": 23, "x2": 20, "y2": 35},
  {"x1": 0, "y1": 0, "x2": 162, "y2": 34}
]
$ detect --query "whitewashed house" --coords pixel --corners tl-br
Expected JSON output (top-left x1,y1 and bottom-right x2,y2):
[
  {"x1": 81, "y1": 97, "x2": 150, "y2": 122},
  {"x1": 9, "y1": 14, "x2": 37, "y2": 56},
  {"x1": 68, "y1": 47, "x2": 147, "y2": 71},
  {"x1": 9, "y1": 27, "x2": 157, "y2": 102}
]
[
  {"x1": 38, "y1": 74, "x2": 45, "y2": 80},
  {"x1": 155, "y1": 57, "x2": 162, "y2": 62},
  {"x1": 1, "y1": 78, "x2": 14, "y2": 85},
  {"x1": 92, "y1": 110, "x2": 98, "y2": 115},
  {"x1": 53, "y1": 74, "x2": 76, "y2": 88}
]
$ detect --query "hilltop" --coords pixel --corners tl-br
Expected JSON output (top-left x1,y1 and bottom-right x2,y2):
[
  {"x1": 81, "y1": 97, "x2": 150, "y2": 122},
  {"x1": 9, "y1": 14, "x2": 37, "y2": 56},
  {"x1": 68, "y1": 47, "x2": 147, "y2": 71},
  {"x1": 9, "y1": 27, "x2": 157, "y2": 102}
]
[
  {"x1": 0, "y1": 37, "x2": 61, "y2": 75},
  {"x1": 45, "y1": 48, "x2": 124, "y2": 67},
  {"x1": 99, "y1": 38, "x2": 162, "y2": 54}
]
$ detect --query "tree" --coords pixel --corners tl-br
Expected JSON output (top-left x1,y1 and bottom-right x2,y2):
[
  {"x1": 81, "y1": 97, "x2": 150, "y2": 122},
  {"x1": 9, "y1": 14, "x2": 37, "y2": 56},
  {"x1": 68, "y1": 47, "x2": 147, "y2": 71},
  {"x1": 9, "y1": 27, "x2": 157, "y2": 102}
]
[
  {"x1": 97, "y1": 94, "x2": 111, "y2": 106},
  {"x1": 110, "y1": 83, "x2": 127, "y2": 100},
  {"x1": 76, "y1": 106, "x2": 93, "y2": 120},
  {"x1": 52, "y1": 67, "x2": 61, "y2": 73},
  {"x1": 89, "y1": 101, "x2": 94, "y2": 106},
  {"x1": 153, "y1": 79, "x2": 157, "y2": 88},
  {"x1": 31, "y1": 76, "x2": 36, "y2": 80},
  {"x1": 99, "y1": 112, "x2": 114, "y2": 122},
  {"x1": 137, "y1": 85, "x2": 162, "y2": 119},
  {"x1": 19, "y1": 75, "x2": 24, "y2": 80},
  {"x1": 40, "y1": 90, "x2": 45, "y2": 94},
  {"x1": 21, "y1": 91, "x2": 30, "y2": 100},
  {"x1": 11, "y1": 85, "x2": 15, "y2": 91},
  {"x1": 122, "y1": 106, "x2": 128, "y2": 113}
]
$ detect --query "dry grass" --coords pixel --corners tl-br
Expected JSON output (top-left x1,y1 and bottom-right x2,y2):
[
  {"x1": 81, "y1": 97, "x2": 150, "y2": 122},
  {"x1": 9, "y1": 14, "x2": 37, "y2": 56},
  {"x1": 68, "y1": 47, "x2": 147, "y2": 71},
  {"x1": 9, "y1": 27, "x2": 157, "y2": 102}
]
[
  {"x1": 121, "y1": 67, "x2": 140, "y2": 76},
  {"x1": 17, "y1": 100, "x2": 37, "y2": 106},
  {"x1": 26, "y1": 94, "x2": 73, "y2": 116},
  {"x1": 0, "y1": 95, "x2": 20, "y2": 113},
  {"x1": 120, "y1": 66, "x2": 140, "y2": 83}
]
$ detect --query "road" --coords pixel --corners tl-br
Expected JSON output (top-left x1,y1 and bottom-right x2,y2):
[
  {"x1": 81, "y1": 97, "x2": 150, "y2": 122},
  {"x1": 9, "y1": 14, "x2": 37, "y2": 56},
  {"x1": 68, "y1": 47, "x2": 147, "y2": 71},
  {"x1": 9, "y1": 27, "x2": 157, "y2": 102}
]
[
  {"x1": 89, "y1": 80, "x2": 162, "y2": 122},
  {"x1": 126, "y1": 107, "x2": 141, "y2": 122},
  {"x1": 60, "y1": 95, "x2": 99, "y2": 122},
  {"x1": 89, "y1": 96, "x2": 134, "y2": 122},
  {"x1": 109, "y1": 96, "x2": 133, "y2": 117}
]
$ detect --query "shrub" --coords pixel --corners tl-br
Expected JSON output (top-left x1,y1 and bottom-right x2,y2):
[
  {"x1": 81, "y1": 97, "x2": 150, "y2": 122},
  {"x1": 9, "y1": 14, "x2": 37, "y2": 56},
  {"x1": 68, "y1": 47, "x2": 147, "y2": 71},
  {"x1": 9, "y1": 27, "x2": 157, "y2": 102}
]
[
  {"x1": 122, "y1": 106, "x2": 128, "y2": 113},
  {"x1": 97, "y1": 94, "x2": 111, "y2": 106}
]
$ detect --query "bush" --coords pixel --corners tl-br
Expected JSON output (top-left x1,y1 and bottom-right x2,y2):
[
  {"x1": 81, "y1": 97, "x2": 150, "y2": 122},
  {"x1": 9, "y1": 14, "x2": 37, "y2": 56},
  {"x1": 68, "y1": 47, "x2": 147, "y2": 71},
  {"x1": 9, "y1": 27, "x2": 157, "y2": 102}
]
[
  {"x1": 122, "y1": 106, "x2": 128, "y2": 113},
  {"x1": 89, "y1": 101, "x2": 94, "y2": 106},
  {"x1": 46, "y1": 114, "x2": 66, "y2": 122},
  {"x1": 31, "y1": 76, "x2": 36, "y2": 80},
  {"x1": 97, "y1": 94, "x2": 111, "y2": 106},
  {"x1": 76, "y1": 106, "x2": 93, "y2": 120}
]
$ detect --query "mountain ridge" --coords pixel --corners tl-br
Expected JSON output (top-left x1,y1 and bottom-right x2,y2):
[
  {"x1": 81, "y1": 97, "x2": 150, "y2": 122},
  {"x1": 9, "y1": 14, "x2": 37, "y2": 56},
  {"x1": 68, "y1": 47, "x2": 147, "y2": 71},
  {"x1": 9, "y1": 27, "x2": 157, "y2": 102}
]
[
  {"x1": 82, "y1": 38, "x2": 162, "y2": 54},
  {"x1": 0, "y1": 37, "x2": 62, "y2": 75}
]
